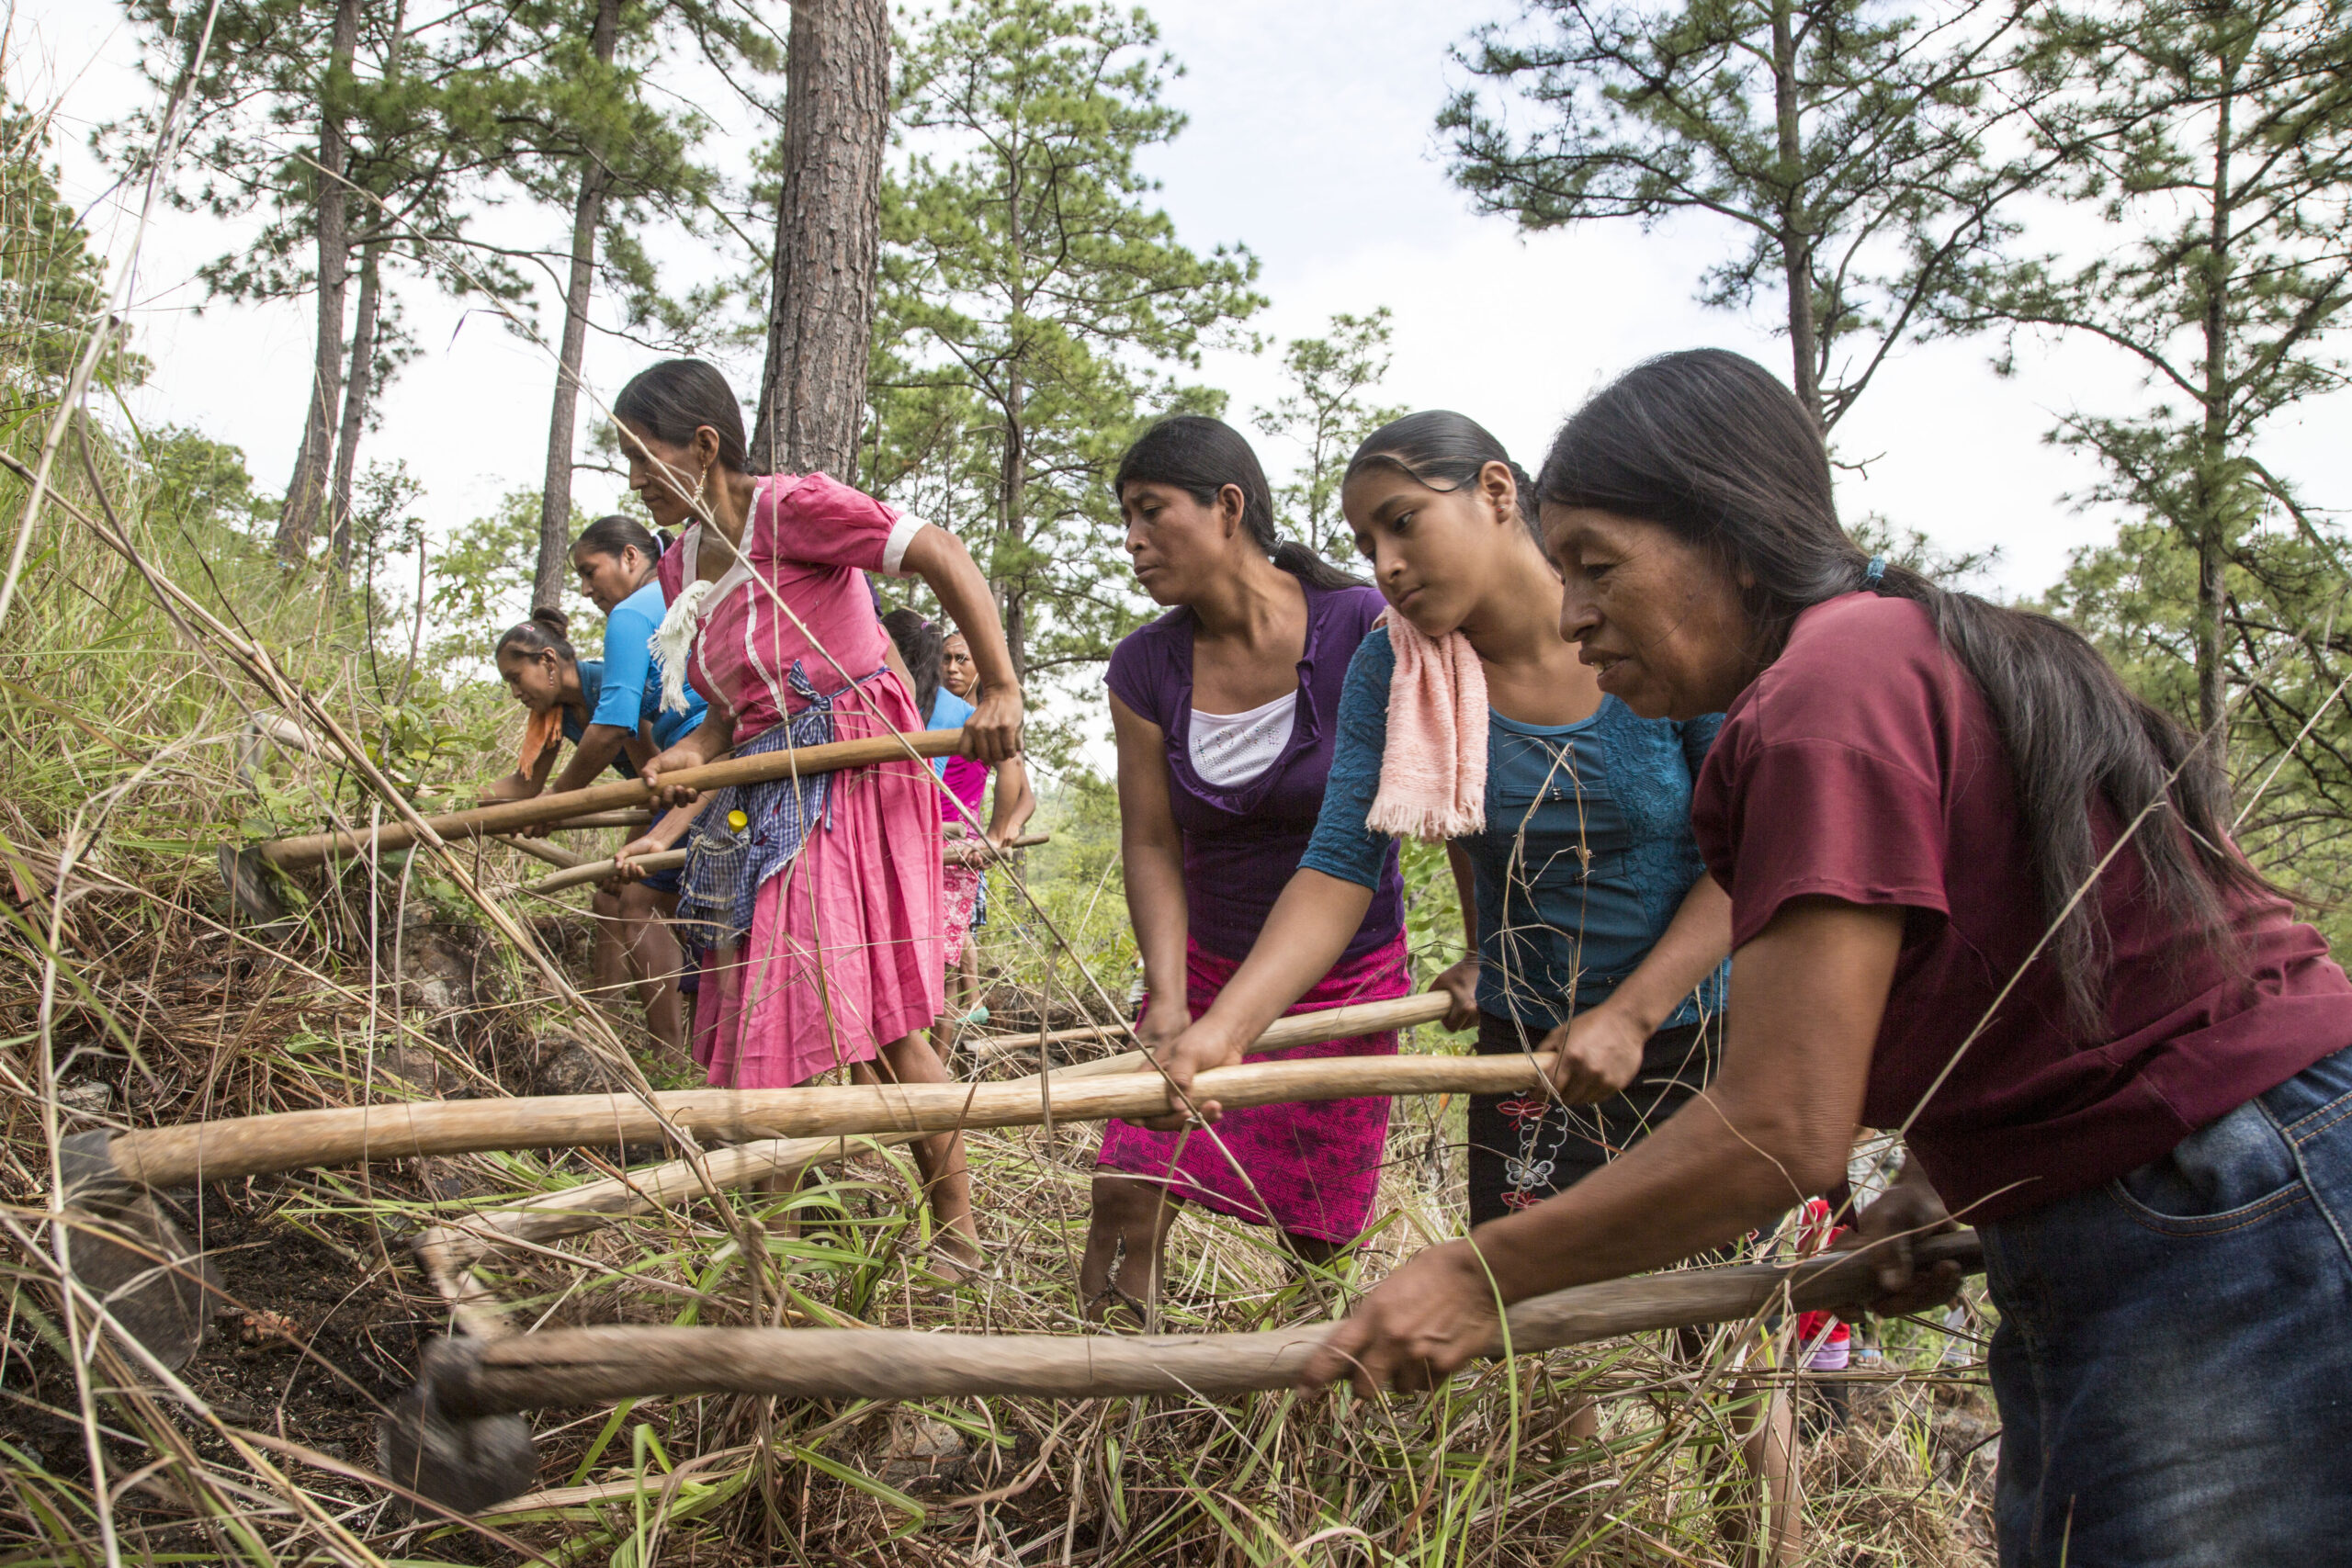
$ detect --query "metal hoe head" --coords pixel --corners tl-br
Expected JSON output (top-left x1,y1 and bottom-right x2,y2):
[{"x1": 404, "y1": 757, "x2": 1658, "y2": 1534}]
[
  {"x1": 218, "y1": 843, "x2": 288, "y2": 924},
  {"x1": 378, "y1": 1337, "x2": 540, "y2": 1517},
  {"x1": 56, "y1": 1130, "x2": 220, "y2": 1371}
]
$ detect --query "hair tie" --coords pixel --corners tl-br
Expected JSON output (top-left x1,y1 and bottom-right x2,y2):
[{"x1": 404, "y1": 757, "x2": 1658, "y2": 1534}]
[{"x1": 1862, "y1": 555, "x2": 1886, "y2": 590}]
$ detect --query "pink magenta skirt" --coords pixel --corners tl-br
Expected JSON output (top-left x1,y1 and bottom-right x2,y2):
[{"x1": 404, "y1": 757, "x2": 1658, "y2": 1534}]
[
  {"x1": 942, "y1": 861, "x2": 983, "y2": 967},
  {"x1": 691, "y1": 693, "x2": 945, "y2": 1089},
  {"x1": 1095, "y1": 931, "x2": 1409, "y2": 1244}
]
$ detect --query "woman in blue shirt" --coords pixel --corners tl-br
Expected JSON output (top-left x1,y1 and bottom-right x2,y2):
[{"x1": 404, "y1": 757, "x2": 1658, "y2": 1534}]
[
  {"x1": 1144, "y1": 412, "x2": 1797, "y2": 1562},
  {"x1": 483, "y1": 515, "x2": 707, "y2": 1056}
]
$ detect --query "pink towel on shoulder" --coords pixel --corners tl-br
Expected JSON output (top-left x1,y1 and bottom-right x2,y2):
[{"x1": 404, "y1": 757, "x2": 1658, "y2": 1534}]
[{"x1": 1366, "y1": 607, "x2": 1487, "y2": 840}]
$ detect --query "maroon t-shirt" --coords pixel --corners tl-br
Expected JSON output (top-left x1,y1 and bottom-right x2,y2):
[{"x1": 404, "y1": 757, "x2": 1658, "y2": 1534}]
[{"x1": 1691, "y1": 593, "x2": 2352, "y2": 1223}]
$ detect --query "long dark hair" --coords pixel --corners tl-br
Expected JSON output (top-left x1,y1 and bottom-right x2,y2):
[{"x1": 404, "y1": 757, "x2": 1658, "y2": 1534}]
[
  {"x1": 1535, "y1": 348, "x2": 2267, "y2": 1030},
  {"x1": 882, "y1": 607, "x2": 943, "y2": 722},
  {"x1": 495, "y1": 606, "x2": 576, "y2": 664},
  {"x1": 1115, "y1": 415, "x2": 1364, "y2": 592},
  {"x1": 614, "y1": 359, "x2": 751, "y2": 475},
  {"x1": 573, "y1": 513, "x2": 667, "y2": 563},
  {"x1": 1343, "y1": 411, "x2": 1541, "y2": 543}
]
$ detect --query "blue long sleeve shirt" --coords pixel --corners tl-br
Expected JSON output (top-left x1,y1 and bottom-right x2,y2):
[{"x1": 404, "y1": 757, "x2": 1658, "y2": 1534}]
[{"x1": 1299, "y1": 626, "x2": 1727, "y2": 1029}]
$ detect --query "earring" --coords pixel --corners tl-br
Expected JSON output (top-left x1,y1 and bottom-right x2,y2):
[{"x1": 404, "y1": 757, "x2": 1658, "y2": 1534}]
[{"x1": 687, "y1": 468, "x2": 707, "y2": 511}]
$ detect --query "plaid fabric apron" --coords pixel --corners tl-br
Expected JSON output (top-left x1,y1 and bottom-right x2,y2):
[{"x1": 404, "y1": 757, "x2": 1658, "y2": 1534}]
[{"x1": 673, "y1": 661, "x2": 885, "y2": 956}]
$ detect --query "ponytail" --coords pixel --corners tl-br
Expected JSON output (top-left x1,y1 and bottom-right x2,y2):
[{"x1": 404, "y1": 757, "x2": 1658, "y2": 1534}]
[
  {"x1": 495, "y1": 606, "x2": 576, "y2": 663},
  {"x1": 881, "y1": 606, "x2": 944, "y2": 722}
]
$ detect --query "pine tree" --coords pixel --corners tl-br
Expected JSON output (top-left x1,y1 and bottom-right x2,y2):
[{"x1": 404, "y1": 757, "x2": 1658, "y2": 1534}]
[
  {"x1": 1443, "y1": 0, "x2": 2047, "y2": 431},
  {"x1": 506, "y1": 0, "x2": 763, "y2": 611},
  {"x1": 103, "y1": 0, "x2": 533, "y2": 568},
  {"x1": 1956, "y1": 0, "x2": 2352, "y2": 766},
  {"x1": 1250, "y1": 309, "x2": 1405, "y2": 562},
  {"x1": 876, "y1": 0, "x2": 1262, "y2": 682}
]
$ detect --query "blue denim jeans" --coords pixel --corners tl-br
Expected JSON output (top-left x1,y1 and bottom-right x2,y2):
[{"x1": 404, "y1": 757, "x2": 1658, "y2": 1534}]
[{"x1": 1979, "y1": 1044, "x2": 2352, "y2": 1567}]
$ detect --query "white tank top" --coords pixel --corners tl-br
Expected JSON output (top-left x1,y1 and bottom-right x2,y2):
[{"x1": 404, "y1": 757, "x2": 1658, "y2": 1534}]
[{"x1": 1188, "y1": 690, "x2": 1298, "y2": 787}]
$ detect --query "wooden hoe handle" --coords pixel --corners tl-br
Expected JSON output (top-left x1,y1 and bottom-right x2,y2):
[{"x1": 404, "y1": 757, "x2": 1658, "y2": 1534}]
[
  {"x1": 425, "y1": 1231, "x2": 1984, "y2": 1414},
  {"x1": 107, "y1": 1046, "x2": 1555, "y2": 1189},
  {"x1": 249, "y1": 730, "x2": 965, "y2": 869}
]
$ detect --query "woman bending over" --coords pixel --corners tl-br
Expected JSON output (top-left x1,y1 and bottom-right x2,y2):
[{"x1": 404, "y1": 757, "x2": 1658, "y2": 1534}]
[
  {"x1": 1082, "y1": 416, "x2": 1407, "y2": 1319},
  {"x1": 486, "y1": 600, "x2": 706, "y2": 1055},
  {"x1": 615, "y1": 358, "x2": 1020, "y2": 1269}
]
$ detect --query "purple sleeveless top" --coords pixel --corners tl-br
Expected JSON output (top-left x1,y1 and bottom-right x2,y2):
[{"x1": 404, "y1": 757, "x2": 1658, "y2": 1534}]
[{"x1": 1105, "y1": 581, "x2": 1406, "y2": 964}]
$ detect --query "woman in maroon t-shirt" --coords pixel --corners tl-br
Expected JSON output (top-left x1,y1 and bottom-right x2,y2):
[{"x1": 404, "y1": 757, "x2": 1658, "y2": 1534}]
[{"x1": 1304, "y1": 350, "x2": 2352, "y2": 1566}]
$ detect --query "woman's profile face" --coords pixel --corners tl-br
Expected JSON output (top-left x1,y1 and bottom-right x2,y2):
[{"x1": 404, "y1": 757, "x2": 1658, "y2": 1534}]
[
  {"x1": 940, "y1": 634, "x2": 977, "y2": 698},
  {"x1": 620, "y1": 421, "x2": 706, "y2": 531},
  {"x1": 573, "y1": 546, "x2": 646, "y2": 614},
  {"x1": 1342, "y1": 462, "x2": 1520, "y2": 639},
  {"x1": 1544, "y1": 502, "x2": 1753, "y2": 721},
  {"x1": 1120, "y1": 479, "x2": 1243, "y2": 607},
  {"x1": 496, "y1": 647, "x2": 566, "y2": 713}
]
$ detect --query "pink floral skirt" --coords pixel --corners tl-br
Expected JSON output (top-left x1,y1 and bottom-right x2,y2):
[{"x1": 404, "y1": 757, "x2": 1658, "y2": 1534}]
[
  {"x1": 1095, "y1": 932, "x2": 1409, "y2": 1244},
  {"x1": 943, "y1": 861, "x2": 983, "y2": 967}
]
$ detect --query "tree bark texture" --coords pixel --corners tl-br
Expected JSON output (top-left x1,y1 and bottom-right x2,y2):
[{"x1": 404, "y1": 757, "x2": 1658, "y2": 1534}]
[
  {"x1": 751, "y1": 0, "x2": 887, "y2": 481},
  {"x1": 1770, "y1": 0, "x2": 1822, "y2": 429},
  {"x1": 533, "y1": 0, "x2": 622, "y2": 614},
  {"x1": 328, "y1": 243, "x2": 381, "y2": 574},
  {"x1": 275, "y1": 0, "x2": 364, "y2": 564},
  {"x1": 2194, "y1": 64, "x2": 2236, "y2": 768}
]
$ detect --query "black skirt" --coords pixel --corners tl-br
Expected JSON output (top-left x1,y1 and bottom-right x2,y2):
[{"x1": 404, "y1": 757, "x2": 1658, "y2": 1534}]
[{"x1": 1464, "y1": 1010, "x2": 1720, "y2": 1227}]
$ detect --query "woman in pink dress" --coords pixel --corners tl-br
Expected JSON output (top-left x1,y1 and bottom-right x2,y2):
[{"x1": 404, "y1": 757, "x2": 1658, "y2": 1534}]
[{"x1": 609, "y1": 359, "x2": 1021, "y2": 1266}]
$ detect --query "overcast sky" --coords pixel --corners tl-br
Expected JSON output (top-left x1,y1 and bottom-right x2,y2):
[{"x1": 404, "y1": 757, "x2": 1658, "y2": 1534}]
[{"x1": 19, "y1": 0, "x2": 2349, "y2": 616}]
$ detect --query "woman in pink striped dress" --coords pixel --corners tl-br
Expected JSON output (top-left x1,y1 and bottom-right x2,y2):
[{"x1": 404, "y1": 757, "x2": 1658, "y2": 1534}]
[{"x1": 610, "y1": 359, "x2": 1020, "y2": 1268}]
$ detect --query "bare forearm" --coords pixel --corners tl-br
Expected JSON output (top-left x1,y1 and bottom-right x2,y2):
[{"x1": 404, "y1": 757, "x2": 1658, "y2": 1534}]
[
  {"x1": 1470, "y1": 1088, "x2": 1806, "y2": 1302},
  {"x1": 1122, "y1": 834, "x2": 1191, "y2": 1002},
  {"x1": 648, "y1": 801, "x2": 704, "y2": 851},
  {"x1": 1193, "y1": 870, "x2": 1374, "y2": 1044},
  {"x1": 909, "y1": 531, "x2": 1017, "y2": 699},
  {"x1": 1445, "y1": 840, "x2": 1479, "y2": 953},
  {"x1": 548, "y1": 724, "x2": 632, "y2": 795},
  {"x1": 987, "y1": 759, "x2": 1035, "y2": 841},
  {"x1": 1471, "y1": 898, "x2": 1898, "y2": 1303},
  {"x1": 1601, "y1": 874, "x2": 1732, "y2": 1035},
  {"x1": 681, "y1": 711, "x2": 732, "y2": 763}
]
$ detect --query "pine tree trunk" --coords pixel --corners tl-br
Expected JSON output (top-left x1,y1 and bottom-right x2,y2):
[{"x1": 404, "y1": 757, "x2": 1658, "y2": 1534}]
[
  {"x1": 327, "y1": 243, "x2": 382, "y2": 575},
  {"x1": 329, "y1": 0, "x2": 404, "y2": 582},
  {"x1": 2193, "y1": 68, "x2": 2236, "y2": 769},
  {"x1": 532, "y1": 0, "x2": 621, "y2": 614},
  {"x1": 276, "y1": 0, "x2": 364, "y2": 564},
  {"x1": 751, "y1": 0, "x2": 887, "y2": 480},
  {"x1": 1000, "y1": 371, "x2": 1027, "y2": 680},
  {"x1": 1770, "y1": 0, "x2": 1823, "y2": 428}
]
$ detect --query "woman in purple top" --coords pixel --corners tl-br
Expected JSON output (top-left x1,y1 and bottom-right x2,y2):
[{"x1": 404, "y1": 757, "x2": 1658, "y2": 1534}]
[{"x1": 1082, "y1": 416, "x2": 1409, "y2": 1320}]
